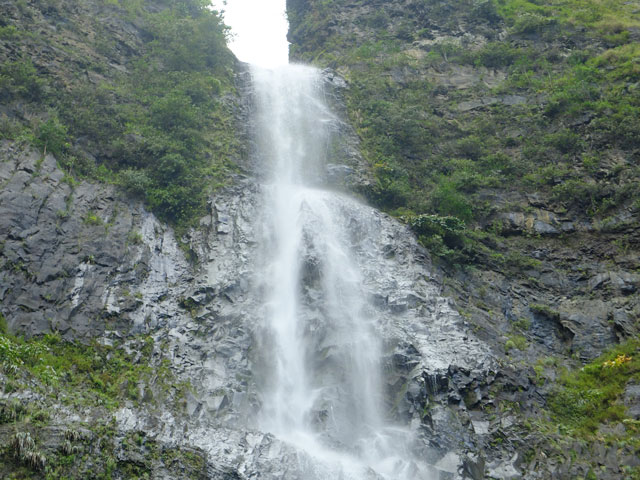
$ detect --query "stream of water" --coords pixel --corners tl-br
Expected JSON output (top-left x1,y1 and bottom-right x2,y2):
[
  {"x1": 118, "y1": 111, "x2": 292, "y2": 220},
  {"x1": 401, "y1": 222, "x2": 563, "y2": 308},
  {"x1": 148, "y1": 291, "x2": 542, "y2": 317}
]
[{"x1": 251, "y1": 64, "x2": 437, "y2": 480}]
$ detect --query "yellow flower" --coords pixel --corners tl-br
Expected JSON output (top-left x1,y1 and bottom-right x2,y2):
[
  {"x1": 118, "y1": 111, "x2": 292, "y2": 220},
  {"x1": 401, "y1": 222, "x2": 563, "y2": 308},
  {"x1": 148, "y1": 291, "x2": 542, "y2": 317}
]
[{"x1": 602, "y1": 354, "x2": 632, "y2": 368}]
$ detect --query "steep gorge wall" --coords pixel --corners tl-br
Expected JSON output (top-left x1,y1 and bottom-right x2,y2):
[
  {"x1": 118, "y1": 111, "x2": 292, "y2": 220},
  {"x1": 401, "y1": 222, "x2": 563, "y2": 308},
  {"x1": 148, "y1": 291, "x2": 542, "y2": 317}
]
[
  {"x1": 285, "y1": 0, "x2": 640, "y2": 360},
  {"x1": 0, "y1": 1, "x2": 255, "y2": 477},
  {"x1": 286, "y1": 0, "x2": 640, "y2": 478},
  {"x1": 0, "y1": 0, "x2": 639, "y2": 478}
]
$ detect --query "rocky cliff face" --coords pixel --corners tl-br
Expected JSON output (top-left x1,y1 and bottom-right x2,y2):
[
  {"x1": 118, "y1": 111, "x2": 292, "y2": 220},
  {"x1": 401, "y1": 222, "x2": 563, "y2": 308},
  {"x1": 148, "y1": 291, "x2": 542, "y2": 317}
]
[
  {"x1": 0, "y1": 118, "x2": 493, "y2": 479},
  {"x1": 1, "y1": 0, "x2": 639, "y2": 479},
  {"x1": 0, "y1": 34, "x2": 489, "y2": 480},
  {"x1": 0, "y1": 141, "x2": 185, "y2": 338},
  {"x1": 286, "y1": 0, "x2": 640, "y2": 478}
]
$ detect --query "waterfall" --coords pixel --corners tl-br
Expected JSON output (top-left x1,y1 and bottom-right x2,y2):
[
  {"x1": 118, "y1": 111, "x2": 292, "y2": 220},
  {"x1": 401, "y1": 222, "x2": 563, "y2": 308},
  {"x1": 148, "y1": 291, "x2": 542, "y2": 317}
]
[{"x1": 250, "y1": 65, "x2": 437, "y2": 479}]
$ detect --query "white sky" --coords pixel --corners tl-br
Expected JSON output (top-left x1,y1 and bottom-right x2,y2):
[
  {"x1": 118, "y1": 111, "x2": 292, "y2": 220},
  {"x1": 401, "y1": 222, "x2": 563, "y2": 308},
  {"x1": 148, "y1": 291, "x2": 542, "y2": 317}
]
[{"x1": 210, "y1": 0, "x2": 289, "y2": 67}]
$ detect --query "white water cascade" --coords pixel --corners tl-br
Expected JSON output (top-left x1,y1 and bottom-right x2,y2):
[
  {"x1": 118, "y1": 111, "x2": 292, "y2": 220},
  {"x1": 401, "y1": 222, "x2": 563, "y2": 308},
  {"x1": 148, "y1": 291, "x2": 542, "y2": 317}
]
[{"x1": 251, "y1": 65, "x2": 438, "y2": 479}]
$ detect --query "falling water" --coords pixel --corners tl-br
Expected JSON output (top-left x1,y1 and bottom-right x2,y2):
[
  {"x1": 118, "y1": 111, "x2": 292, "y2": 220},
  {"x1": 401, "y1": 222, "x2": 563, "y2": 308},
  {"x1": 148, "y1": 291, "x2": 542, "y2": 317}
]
[{"x1": 251, "y1": 65, "x2": 437, "y2": 479}]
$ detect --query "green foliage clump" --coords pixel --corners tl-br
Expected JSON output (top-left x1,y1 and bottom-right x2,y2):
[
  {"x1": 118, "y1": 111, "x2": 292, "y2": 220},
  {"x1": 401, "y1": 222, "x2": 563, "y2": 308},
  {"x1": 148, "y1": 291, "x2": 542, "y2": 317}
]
[
  {"x1": 0, "y1": 312, "x2": 7, "y2": 335},
  {"x1": 512, "y1": 317, "x2": 532, "y2": 331},
  {"x1": 530, "y1": 303, "x2": 560, "y2": 320},
  {"x1": 404, "y1": 214, "x2": 469, "y2": 263},
  {"x1": 430, "y1": 181, "x2": 473, "y2": 222},
  {"x1": 0, "y1": 0, "x2": 239, "y2": 233},
  {"x1": 83, "y1": 211, "x2": 103, "y2": 226},
  {"x1": 127, "y1": 230, "x2": 143, "y2": 245},
  {"x1": 548, "y1": 339, "x2": 639, "y2": 435},
  {"x1": 505, "y1": 334, "x2": 528, "y2": 353},
  {"x1": 0, "y1": 331, "x2": 161, "y2": 410},
  {"x1": 34, "y1": 114, "x2": 69, "y2": 158},
  {"x1": 10, "y1": 431, "x2": 46, "y2": 471},
  {"x1": 0, "y1": 25, "x2": 22, "y2": 39},
  {"x1": 0, "y1": 59, "x2": 46, "y2": 101},
  {"x1": 510, "y1": 13, "x2": 556, "y2": 35},
  {"x1": 0, "y1": 335, "x2": 47, "y2": 375}
]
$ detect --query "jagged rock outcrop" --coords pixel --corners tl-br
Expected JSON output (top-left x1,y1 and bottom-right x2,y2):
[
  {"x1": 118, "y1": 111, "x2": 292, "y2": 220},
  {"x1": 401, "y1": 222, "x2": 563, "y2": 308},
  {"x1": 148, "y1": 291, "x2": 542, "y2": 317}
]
[{"x1": 0, "y1": 136, "x2": 496, "y2": 478}]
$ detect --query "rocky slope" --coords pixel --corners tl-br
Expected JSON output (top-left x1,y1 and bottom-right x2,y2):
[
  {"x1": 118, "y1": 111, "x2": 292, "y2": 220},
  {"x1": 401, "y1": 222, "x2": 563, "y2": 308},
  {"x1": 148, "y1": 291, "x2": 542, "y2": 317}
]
[
  {"x1": 0, "y1": 0, "x2": 639, "y2": 479},
  {"x1": 0, "y1": 122, "x2": 494, "y2": 480},
  {"x1": 0, "y1": 2, "x2": 483, "y2": 478},
  {"x1": 287, "y1": 0, "x2": 640, "y2": 478},
  {"x1": 0, "y1": 0, "x2": 242, "y2": 229}
]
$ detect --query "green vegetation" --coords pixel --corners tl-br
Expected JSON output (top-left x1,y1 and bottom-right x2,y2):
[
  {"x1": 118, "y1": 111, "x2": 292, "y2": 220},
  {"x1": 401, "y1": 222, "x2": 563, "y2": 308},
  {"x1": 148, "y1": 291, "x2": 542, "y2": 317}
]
[
  {"x1": 403, "y1": 213, "x2": 469, "y2": 262},
  {"x1": 289, "y1": 0, "x2": 640, "y2": 265},
  {"x1": 488, "y1": 342, "x2": 640, "y2": 478},
  {"x1": 530, "y1": 303, "x2": 561, "y2": 320},
  {"x1": 0, "y1": 59, "x2": 45, "y2": 102},
  {"x1": 548, "y1": 339, "x2": 639, "y2": 436},
  {"x1": 83, "y1": 211, "x2": 103, "y2": 226},
  {"x1": 0, "y1": 0, "x2": 239, "y2": 233},
  {"x1": 0, "y1": 312, "x2": 8, "y2": 335},
  {"x1": 505, "y1": 334, "x2": 528, "y2": 353},
  {"x1": 1, "y1": 331, "x2": 161, "y2": 409},
  {"x1": 0, "y1": 329, "x2": 200, "y2": 479},
  {"x1": 127, "y1": 230, "x2": 143, "y2": 245}
]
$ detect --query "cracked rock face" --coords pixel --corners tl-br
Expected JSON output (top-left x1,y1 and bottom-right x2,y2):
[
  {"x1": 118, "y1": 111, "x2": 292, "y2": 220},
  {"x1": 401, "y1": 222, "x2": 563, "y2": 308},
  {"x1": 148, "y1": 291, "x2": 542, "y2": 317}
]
[
  {"x1": 0, "y1": 68, "x2": 541, "y2": 479},
  {"x1": 114, "y1": 179, "x2": 495, "y2": 479},
  {"x1": 1, "y1": 137, "x2": 496, "y2": 477},
  {"x1": 0, "y1": 141, "x2": 192, "y2": 339}
]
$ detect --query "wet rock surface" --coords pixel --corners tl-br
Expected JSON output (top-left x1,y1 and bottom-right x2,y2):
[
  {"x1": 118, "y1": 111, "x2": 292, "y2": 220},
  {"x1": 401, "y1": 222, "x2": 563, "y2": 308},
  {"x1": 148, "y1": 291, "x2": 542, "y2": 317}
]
[
  {"x1": 2, "y1": 0, "x2": 639, "y2": 476},
  {"x1": 0, "y1": 139, "x2": 492, "y2": 478},
  {"x1": 3, "y1": 64, "x2": 639, "y2": 478},
  {"x1": 3, "y1": 69, "x2": 638, "y2": 478}
]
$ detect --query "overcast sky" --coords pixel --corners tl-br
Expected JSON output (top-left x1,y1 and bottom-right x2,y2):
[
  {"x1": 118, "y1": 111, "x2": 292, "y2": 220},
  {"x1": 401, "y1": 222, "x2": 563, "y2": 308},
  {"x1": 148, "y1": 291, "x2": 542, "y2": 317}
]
[{"x1": 211, "y1": 0, "x2": 289, "y2": 67}]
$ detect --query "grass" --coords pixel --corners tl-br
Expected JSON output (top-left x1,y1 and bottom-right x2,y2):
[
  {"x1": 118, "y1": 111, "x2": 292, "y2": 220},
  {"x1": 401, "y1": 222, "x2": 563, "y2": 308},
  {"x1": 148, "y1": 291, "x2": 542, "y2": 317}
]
[
  {"x1": 548, "y1": 339, "x2": 640, "y2": 436},
  {"x1": 0, "y1": 331, "x2": 182, "y2": 411},
  {"x1": 0, "y1": 0, "x2": 240, "y2": 234},
  {"x1": 0, "y1": 329, "x2": 201, "y2": 479},
  {"x1": 505, "y1": 334, "x2": 528, "y2": 353},
  {"x1": 495, "y1": 0, "x2": 640, "y2": 31},
  {"x1": 287, "y1": 0, "x2": 640, "y2": 267}
]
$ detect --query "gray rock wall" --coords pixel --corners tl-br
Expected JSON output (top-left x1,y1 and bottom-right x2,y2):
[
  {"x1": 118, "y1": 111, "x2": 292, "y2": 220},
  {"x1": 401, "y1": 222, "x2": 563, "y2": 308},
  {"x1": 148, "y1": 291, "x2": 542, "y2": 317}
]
[{"x1": 0, "y1": 140, "x2": 191, "y2": 339}]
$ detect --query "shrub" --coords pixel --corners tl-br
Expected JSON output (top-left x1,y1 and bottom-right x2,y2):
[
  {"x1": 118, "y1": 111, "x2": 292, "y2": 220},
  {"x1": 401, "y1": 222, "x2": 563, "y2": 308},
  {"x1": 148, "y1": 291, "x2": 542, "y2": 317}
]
[
  {"x1": 505, "y1": 334, "x2": 528, "y2": 353},
  {"x1": 405, "y1": 214, "x2": 466, "y2": 237},
  {"x1": 34, "y1": 114, "x2": 69, "y2": 158},
  {"x1": 119, "y1": 169, "x2": 152, "y2": 196},
  {"x1": 0, "y1": 25, "x2": 21, "y2": 39},
  {"x1": 150, "y1": 92, "x2": 200, "y2": 132},
  {"x1": 454, "y1": 135, "x2": 485, "y2": 161},
  {"x1": 511, "y1": 13, "x2": 555, "y2": 34},
  {"x1": 365, "y1": 162, "x2": 411, "y2": 209},
  {"x1": 512, "y1": 318, "x2": 532, "y2": 331},
  {"x1": 430, "y1": 180, "x2": 473, "y2": 222},
  {"x1": 11, "y1": 431, "x2": 46, "y2": 471},
  {"x1": 551, "y1": 179, "x2": 600, "y2": 209},
  {"x1": 544, "y1": 130, "x2": 582, "y2": 154},
  {"x1": 84, "y1": 211, "x2": 103, "y2": 226},
  {"x1": 0, "y1": 334, "x2": 48, "y2": 375},
  {"x1": 474, "y1": 42, "x2": 520, "y2": 68},
  {"x1": 364, "y1": 10, "x2": 389, "y2": 28},
  {"x1": 127, "y1": 230, "x2": 143, "y2": 245},
  {"x1": 404, "y1": 213, "x2": 468, "y2": 261},
  {"x1": 548, "y1": 339, "x2": 639, "y2": 434},
  {"x1": 0, "y1": 58, "x2": 45, "y2": 101}
]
